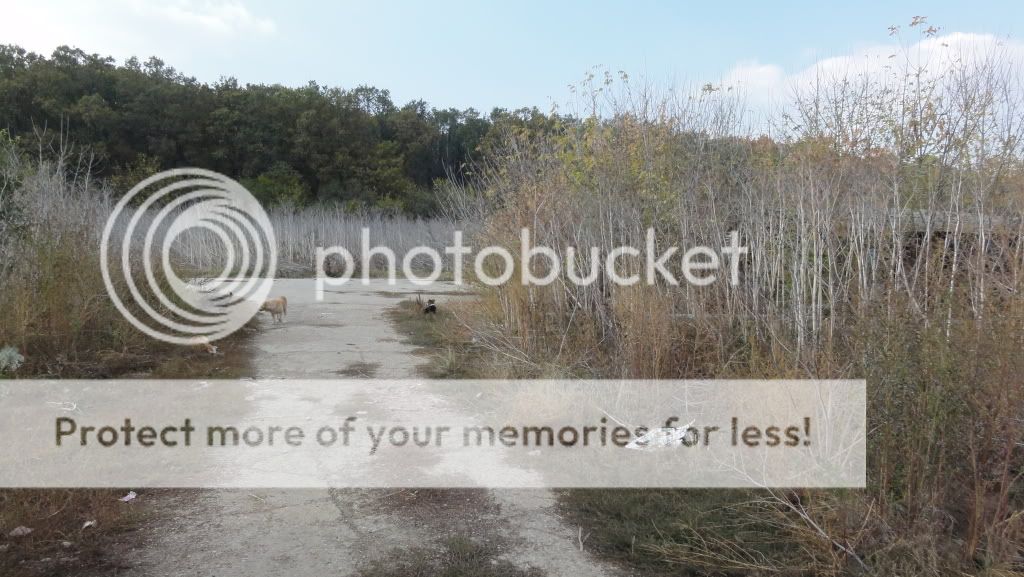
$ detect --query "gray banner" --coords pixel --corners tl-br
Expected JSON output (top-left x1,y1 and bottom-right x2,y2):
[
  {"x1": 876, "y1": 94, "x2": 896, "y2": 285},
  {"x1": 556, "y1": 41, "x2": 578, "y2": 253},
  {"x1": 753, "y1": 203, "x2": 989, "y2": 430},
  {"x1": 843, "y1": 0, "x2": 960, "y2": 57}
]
[{"x1": 0, "y1": 379, "x2": 865, "y2": 488}]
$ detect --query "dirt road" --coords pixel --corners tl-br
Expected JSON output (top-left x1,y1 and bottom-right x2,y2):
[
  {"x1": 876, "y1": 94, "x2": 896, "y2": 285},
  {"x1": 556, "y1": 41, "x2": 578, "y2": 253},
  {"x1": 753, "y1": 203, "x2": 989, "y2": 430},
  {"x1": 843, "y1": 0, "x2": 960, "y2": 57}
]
[{"x1": 117, "y1": 279, "x2": 620, "y2": 577}]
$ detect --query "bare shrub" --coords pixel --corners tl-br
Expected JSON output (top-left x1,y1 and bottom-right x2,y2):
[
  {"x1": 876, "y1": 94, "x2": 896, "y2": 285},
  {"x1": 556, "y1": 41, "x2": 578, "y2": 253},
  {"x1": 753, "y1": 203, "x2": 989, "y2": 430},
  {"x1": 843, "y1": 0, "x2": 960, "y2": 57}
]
[{"x1": 443, "y1": 38, "x2": 1024, "y2": 575}]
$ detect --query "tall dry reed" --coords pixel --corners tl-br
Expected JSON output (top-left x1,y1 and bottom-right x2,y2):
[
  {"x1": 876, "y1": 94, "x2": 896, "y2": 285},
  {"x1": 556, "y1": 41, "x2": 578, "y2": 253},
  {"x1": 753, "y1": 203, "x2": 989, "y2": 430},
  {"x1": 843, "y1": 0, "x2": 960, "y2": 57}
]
[{"x1": 441, "y1": 43, "x2": 1024, "y2": 575}]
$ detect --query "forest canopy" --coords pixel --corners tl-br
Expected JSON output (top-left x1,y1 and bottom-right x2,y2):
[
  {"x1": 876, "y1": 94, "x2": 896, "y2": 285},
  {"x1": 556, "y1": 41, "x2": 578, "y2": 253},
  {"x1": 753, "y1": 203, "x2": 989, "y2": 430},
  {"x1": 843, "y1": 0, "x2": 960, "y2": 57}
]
[{"x1": 0, "y1": 44, "x2": 558, "y2": 214}]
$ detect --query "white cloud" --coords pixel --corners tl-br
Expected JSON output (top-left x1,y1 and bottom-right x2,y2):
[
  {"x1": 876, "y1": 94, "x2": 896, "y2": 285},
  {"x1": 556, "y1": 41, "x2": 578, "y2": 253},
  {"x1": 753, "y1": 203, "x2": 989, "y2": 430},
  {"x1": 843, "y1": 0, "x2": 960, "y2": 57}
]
[
  {"x1": 122, "y1": 0, "x2": 277, "y2": 37},
  {"x1": 719, "y1": 31, "x2": 1024, "y2": 124},
  {"x1": 4, "y1": 0, "x2": 275, "y2": 65},
  {"x1": 721, "y1": 60, "x2": 785, "y2": 102}
]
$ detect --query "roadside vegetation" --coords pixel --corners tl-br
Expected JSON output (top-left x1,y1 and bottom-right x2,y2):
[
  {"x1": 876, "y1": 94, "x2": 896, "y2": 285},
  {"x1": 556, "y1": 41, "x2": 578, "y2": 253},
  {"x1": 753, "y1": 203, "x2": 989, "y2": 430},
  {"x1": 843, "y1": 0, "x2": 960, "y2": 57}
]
[
  {"x1": 388, "y1": 297, "x2": 478, "y2": 379},
  {"x1": 432, "y1": 24, "x2": 1024, "y2": 577},
  {"x1": 0, "y1": 131, "x2": 255, "y2": 378},
  {"x1": 0, "y1": 133, "x2": 253, "y2": 574}
]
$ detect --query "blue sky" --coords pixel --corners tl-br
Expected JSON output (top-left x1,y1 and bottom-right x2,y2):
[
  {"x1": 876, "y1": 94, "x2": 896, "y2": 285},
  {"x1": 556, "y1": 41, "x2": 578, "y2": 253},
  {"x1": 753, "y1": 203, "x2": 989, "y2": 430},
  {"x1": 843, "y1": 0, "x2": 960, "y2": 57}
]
[{"x1": 6, "y1": 0, "x2": 1024, "y2": 112}]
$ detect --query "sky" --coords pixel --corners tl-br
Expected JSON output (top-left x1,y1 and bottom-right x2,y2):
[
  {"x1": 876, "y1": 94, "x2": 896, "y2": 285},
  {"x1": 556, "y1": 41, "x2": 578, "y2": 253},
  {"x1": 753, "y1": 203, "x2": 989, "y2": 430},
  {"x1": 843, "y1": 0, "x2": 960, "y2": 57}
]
[{"x1": 4, "y1": 0, "x2": 1024, "y2": 115}]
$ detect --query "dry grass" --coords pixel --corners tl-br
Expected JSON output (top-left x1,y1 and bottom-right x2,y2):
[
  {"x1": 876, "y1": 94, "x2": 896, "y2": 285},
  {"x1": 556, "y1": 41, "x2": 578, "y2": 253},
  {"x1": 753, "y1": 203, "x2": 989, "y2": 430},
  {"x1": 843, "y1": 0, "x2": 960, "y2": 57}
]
[
  {"x1": 386, "y1": 297, "x2": 478, "y2": 379},
  {"x1": 269, "y1": 205, "x2": 457, "y2": 276},
  {"x1": 0, "y1": 139, "x2": 257, "y2": 574},
  {"x1": 0, "y1": 489, "x2": 144, "y2": 574},
  {"x1": 121, "y1": 202, "x2": 459, "y2": 278},
  {"x1": 437, "y1": 38, "x2": 1024, "y2": 577}
]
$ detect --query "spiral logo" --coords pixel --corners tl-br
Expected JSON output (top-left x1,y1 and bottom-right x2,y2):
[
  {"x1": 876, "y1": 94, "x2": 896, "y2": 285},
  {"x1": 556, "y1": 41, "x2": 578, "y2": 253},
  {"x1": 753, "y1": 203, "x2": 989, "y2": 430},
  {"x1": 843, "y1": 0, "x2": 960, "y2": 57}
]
[{"x1": 101, "y1": 169, "x2": 277, "y2": 345}]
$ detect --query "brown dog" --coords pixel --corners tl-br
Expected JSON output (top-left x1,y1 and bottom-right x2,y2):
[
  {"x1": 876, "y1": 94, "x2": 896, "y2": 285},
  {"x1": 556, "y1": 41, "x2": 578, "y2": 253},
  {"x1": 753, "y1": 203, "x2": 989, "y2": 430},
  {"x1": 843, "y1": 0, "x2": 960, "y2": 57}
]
[
  {"x1": 194, "y1": 336, "x2": 220, "y2": 355},
  {"x1": 260, "y1": 296, "x2": 288, "y2": 322}
]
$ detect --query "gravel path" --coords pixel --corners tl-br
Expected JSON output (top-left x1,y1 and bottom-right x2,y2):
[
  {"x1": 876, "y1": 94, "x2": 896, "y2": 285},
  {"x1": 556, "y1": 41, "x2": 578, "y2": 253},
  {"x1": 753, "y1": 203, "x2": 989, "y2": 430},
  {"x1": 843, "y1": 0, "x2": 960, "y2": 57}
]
[{"x1": 116, "y1": 279, "x2": 621, "y2": 577}]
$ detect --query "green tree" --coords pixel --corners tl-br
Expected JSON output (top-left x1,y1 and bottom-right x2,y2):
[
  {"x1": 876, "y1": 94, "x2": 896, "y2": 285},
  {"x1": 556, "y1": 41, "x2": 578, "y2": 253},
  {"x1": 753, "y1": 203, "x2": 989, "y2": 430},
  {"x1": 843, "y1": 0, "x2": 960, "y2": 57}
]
[{"x1": 242, "y1": 162, "x2": 309, "y2": 206}]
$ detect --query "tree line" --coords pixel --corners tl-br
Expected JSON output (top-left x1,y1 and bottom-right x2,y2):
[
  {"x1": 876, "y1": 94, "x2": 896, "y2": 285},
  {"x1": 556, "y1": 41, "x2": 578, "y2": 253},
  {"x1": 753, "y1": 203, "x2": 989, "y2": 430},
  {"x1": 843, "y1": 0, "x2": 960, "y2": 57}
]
[{"x1": 0, "y1": 45, "x2": 559, "y2": 215}]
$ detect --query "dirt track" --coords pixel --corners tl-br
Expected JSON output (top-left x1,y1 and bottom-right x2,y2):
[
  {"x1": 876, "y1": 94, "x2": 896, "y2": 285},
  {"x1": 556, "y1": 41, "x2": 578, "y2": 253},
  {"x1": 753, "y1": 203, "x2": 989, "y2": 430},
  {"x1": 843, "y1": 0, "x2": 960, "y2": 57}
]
[{"x1": 116, "y1": 279, "x2": 620, "y2": 577}]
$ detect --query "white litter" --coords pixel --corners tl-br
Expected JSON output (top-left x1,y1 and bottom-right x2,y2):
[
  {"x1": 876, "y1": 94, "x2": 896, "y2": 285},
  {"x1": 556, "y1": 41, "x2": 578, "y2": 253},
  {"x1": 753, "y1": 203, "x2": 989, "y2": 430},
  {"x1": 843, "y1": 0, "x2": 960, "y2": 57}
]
[
  {"x1": 8, "y1": 526, "x2": 33, "y2": 537},
  {"x1": 624, "y1": 421, "x2": 696, "y2": 450},
  {"x1": 120, "y1": 491, "x2": 138, "y2": 502},
  {"x1": 0, "y1": 345, "x2": 25, "y2": 373}
]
